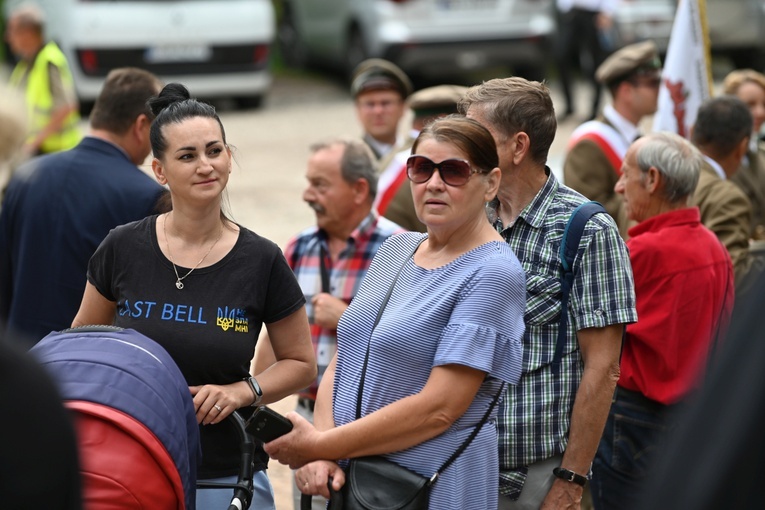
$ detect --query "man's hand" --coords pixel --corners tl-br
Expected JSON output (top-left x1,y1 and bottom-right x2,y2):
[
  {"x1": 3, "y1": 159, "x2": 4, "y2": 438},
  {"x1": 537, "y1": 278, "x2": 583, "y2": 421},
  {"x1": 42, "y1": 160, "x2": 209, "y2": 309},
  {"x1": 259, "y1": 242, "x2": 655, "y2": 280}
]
[
  {"x1": 311, "y1": 292, "x2": 347, "y2": 330},
  {"x1": 540, "y1": 478, "x2": 583, "y2": 510}
]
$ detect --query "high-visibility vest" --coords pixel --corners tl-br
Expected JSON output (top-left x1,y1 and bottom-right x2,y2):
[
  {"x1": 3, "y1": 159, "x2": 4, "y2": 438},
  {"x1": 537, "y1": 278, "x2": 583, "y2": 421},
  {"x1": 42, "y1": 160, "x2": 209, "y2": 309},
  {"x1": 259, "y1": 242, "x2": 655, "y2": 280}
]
[{"x1": 10, "y1": 41, "x2": 81, "y2": 153}]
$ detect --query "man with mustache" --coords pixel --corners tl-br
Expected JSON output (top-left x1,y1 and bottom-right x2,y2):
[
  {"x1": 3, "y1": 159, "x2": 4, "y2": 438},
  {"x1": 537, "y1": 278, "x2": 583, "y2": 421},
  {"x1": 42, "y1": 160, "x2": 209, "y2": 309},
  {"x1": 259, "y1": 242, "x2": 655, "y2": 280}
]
[{"x1": 253, "y1": 138, "x2": 401, "y2": 510}]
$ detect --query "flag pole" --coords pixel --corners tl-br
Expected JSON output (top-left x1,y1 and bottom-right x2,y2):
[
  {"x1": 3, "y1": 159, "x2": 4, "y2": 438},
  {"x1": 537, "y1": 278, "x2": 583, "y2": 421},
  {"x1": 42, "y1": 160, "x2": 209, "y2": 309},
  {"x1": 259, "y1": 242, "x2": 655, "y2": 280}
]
[{"x1": 698, "y1": 0, "x2": 714, "y2": 95}]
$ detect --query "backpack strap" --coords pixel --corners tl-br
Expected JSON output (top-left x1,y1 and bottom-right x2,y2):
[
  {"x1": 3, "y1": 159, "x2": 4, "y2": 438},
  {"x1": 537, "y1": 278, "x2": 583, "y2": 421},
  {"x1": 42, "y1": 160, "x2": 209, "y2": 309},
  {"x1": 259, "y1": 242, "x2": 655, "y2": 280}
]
[{"x1": 552, "y1": 201, "x2": 607, "y2": 375}]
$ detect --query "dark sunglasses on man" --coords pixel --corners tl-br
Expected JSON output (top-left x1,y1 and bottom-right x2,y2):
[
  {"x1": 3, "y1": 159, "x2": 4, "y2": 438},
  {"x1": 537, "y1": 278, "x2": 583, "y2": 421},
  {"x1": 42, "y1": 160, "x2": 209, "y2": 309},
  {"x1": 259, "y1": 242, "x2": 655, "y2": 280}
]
[
  {"x1": 406, "y1": 155, "x2": 483, "y2": 187},
  {"x1": 630, "y1": 76, "x2": 662, "y2": 89}
]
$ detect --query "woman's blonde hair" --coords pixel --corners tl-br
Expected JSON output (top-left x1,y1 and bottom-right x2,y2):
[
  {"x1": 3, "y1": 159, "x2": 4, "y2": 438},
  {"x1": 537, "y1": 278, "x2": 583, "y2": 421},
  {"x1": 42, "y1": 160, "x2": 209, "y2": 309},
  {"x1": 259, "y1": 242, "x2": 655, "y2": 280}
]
[{"x1": 722, "y1": 69, "x2": 765, "y2": 96}]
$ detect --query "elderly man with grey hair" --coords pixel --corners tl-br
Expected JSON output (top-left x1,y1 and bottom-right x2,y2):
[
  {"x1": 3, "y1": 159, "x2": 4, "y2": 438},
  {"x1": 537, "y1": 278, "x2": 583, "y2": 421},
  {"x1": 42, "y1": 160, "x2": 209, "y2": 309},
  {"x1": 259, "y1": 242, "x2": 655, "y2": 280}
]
[
  {"x1": 590, "y1": 131, "x2": 735, "y2": 510},
  {"x1": 253, "y1": 138, "x2": 402, "y2": 510}
]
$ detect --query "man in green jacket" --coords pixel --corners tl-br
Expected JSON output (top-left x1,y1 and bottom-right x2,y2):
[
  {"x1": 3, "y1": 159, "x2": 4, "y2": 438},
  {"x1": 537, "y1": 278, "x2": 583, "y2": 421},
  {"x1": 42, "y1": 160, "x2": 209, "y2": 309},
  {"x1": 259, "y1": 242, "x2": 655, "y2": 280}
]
[{"x1": 5, "y1": 4, "x2": 81, "y2": 156}]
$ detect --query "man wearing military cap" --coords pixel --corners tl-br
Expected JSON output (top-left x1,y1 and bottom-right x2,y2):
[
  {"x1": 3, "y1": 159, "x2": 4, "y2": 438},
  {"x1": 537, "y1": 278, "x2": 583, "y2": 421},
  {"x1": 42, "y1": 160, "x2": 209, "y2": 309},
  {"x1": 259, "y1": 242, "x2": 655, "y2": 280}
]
[
  {"x1": 350, "y1": 58, "x2": 413, "y2": 166},
  {"x1": 374, "y1": 84, "x2": 468, "y2": 231},
  {"x1": 564, "y1": 40, "x2": 661, "y2": 237}
]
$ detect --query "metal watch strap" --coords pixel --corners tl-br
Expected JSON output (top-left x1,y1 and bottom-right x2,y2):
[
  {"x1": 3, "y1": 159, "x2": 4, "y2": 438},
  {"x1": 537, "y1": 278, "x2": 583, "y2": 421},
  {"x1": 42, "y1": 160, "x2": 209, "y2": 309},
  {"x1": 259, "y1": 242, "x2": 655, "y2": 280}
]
[
  {"x1": 552, "y1": 467, "x2": 587, "y2": 487},
  {"x1": 245, "y1": 376, "x2": 263, "y2": 406}
]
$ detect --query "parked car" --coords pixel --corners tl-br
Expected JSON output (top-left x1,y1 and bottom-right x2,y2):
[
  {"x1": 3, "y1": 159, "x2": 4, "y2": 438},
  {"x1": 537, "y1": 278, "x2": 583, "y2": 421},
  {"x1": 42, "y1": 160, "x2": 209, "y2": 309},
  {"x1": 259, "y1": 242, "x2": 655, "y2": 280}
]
[
  {"x1": 3, "y1": 0, "x2": 275, "y2": 109},
  {"x1": 611, "y1": 0, "x2": 676, "y2": 54},
  {"x1": 277, "y1": 0, "x2": 556, "y2": 82},
  {"x1": 706, "y1": 0, "x2": 765, "y2": 69},
  {"x1": 611, "y1": 0, "x2": 765, "y2": 69}
]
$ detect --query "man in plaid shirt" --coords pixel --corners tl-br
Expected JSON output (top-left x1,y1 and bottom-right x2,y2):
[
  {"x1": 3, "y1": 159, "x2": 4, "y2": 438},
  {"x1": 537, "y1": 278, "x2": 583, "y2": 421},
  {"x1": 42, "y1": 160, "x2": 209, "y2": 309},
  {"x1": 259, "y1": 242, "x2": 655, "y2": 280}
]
[
  {"x1": 462, "y1": 78, "x2": 637, "y2": 509},
  {"x1": 254, "y1": 138, "x2": 401, "y2": 510}
]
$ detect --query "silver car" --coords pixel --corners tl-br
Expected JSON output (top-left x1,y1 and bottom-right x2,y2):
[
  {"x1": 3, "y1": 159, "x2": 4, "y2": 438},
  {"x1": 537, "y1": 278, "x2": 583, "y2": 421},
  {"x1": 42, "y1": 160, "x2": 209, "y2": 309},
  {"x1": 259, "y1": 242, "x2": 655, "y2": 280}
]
[
  {"x1": 612, "y1": 0, "x2": 765, "y2": 69},
  {"x1": 277, "y1": 0, "x2": 556, "y2": 81}
]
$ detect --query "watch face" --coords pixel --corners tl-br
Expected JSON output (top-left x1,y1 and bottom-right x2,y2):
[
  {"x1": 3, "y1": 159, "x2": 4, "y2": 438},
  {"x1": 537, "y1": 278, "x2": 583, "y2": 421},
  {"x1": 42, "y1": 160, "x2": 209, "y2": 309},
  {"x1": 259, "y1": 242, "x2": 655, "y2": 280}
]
[
  {"x1": 246, "y1": 377, "x2": 262, "y2": 405},
  {"x1": 252, "y1": 377, "x2": 262, "y2": 396}
]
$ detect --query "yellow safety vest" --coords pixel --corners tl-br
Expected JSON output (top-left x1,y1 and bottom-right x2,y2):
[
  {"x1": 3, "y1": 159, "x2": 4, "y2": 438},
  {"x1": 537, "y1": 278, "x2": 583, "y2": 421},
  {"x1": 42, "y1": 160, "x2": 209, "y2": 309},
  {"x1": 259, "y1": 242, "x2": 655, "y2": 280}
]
[{"x1": 9, "y1": 41, "x2": 81, "y2": 153}]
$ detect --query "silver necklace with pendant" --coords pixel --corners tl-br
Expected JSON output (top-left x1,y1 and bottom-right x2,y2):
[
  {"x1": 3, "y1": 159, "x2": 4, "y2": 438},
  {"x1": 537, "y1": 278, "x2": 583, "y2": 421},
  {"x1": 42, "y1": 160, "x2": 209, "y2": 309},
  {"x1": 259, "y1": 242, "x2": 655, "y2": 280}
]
[{"x1": 163, "y1": 214, "x2": 223, "y2": 290}]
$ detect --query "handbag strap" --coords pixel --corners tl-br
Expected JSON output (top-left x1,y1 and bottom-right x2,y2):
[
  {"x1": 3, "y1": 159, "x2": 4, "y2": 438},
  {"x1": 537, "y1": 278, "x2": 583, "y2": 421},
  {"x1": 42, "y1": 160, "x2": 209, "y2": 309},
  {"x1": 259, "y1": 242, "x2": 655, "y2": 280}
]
[
  {"x1": 353, "y1": 235, "x2": 504, "y2": 486},
  {"x1": 355, "y1": 237, "x2": 425, "y2": 421},
  {"x1": 429, "y1": 383, "x2": 504, "y2": 484}
]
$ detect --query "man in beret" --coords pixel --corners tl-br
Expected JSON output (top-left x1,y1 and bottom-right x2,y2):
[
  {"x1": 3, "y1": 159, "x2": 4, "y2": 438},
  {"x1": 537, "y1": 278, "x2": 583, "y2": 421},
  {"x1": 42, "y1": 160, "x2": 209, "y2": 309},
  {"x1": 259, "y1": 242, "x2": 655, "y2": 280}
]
[
  {"x1": 374, "y1": 84, "x2": 468, "y2": 231},
  {"x1": 350, "y1": 58, "x2": 413, "y2": 167},
  {"x1": 563, "y1": 40, "x2": 661, "y2": 237}
]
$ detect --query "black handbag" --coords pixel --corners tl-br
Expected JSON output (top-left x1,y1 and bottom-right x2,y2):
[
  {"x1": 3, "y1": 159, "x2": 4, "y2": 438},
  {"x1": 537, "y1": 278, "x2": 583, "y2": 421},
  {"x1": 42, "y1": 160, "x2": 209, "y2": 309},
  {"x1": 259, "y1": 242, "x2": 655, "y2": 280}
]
[{"x1": 341, "y1": 455, "x2": 430, "y2": 509}]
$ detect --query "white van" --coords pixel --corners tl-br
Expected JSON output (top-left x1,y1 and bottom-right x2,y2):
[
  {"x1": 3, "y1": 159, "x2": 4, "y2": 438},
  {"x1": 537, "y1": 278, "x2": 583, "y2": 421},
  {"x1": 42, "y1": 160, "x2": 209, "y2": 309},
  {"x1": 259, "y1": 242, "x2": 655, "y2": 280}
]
[{"x1": 4, "y1": 0, "x2": 275, "y2": 108}]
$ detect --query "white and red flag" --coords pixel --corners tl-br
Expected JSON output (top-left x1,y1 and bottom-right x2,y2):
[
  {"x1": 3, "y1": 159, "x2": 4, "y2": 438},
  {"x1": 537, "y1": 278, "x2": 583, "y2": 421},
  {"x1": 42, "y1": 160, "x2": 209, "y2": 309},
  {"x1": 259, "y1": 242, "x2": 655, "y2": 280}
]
[{"x1": 652, "y1": 0, "x2": 713, "y2": 138}]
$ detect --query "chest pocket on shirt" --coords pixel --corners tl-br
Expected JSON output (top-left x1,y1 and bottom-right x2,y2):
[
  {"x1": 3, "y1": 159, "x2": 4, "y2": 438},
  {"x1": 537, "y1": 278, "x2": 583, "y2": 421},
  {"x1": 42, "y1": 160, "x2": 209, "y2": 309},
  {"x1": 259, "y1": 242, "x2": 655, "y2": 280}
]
[{"x1": 525, "y1": 272, "x2": 562, "y2": 326}]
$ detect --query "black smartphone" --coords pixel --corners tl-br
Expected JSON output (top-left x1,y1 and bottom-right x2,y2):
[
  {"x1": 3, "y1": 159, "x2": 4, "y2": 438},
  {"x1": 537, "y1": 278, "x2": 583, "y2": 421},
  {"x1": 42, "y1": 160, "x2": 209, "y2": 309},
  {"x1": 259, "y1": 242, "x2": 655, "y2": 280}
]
[{"x1": 245, "y1": 406, "x2": 293, "y2": 443}]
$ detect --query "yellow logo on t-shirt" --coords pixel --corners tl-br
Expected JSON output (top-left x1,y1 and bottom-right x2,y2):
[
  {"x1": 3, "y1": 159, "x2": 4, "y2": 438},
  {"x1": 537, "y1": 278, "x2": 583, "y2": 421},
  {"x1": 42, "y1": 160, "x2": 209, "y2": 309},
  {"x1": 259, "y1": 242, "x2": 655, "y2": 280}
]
[{"x1": 216, "y1": 307, "x2": 249, "y2": 333}]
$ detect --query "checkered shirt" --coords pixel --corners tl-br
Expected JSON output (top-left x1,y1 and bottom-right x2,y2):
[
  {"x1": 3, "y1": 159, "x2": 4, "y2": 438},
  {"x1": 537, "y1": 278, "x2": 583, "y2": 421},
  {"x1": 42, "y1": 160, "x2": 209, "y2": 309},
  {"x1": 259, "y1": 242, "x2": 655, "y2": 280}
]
[
  {"x1": 284, "y1": 211, "x2": 402, "y2": 400},
  {"x1": 491, "y1": 170, "x2": 637, "y2": 499}
]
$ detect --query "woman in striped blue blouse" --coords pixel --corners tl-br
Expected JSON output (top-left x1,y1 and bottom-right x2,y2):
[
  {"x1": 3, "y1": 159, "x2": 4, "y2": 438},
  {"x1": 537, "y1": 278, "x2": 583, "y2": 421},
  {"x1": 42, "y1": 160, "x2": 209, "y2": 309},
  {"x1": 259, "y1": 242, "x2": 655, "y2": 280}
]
[{"x1": 265, "y1": 115, "x2": 526, "y2": 509}]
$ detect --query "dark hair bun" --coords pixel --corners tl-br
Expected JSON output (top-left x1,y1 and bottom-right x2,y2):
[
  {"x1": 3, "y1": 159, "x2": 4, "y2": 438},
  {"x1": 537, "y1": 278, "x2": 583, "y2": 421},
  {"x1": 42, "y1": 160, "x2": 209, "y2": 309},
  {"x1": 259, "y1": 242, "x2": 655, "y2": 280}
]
[{"x1": 147, "y1": 83, "x2": 191, "y2": 117}]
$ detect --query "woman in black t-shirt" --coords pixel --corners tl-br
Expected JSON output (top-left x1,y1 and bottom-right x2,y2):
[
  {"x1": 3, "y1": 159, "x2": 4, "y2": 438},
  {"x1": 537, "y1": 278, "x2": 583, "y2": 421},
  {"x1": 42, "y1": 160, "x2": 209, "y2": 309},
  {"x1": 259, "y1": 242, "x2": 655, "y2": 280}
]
[{"x1": 73, "y1": 83, "x2": 316, "y2": 510}]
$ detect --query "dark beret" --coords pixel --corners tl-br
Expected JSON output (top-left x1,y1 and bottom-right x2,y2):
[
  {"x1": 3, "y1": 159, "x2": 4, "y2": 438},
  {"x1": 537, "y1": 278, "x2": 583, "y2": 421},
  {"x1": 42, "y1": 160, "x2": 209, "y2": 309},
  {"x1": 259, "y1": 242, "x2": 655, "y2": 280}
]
[
  {"x1": 596, "y1": 40, "x2": 662, "y2": 85},
  {"x1": 407, "y1": 84, "x2": 468, "y2": 117},
  {"x1": 350, "y1": 58, "x2": 413, "y2": 99}
]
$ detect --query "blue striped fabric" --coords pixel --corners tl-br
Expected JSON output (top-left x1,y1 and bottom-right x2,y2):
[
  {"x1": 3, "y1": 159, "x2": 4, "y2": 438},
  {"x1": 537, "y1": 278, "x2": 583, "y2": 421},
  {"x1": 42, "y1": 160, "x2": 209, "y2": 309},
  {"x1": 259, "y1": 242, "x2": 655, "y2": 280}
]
[{"x1": 333, "y1": 232, "x2": 526, "y2": 509}]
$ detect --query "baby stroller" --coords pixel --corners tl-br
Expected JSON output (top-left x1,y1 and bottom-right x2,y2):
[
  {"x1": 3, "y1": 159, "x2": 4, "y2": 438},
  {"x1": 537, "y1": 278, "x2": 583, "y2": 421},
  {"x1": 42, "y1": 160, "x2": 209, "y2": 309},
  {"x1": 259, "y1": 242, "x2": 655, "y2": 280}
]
[{"x1": 30, "y1": 326, "x2": 256, "y2": 510}]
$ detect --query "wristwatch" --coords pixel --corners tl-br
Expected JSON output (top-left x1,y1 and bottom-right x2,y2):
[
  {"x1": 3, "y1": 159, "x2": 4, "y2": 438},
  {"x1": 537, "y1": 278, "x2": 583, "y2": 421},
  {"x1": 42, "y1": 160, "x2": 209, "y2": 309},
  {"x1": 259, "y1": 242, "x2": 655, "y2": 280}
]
[
  {"x1": 552, "y1": 467, "x2": 587, "y2": 487},
  {"x1": 244, "y1": 376, "x2": 263, "y2": 406}
]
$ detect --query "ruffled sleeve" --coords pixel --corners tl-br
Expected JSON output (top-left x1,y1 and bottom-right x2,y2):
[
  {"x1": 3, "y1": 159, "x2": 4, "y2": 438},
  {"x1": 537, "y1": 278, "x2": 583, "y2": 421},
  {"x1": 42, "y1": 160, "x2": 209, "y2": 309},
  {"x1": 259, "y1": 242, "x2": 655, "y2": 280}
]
[
  {"x1": 433, "y1": 243, "x2": 526, "y2": 384},
  {"x1": 435, "y1": 322, "x2": 524, "y2": 384}
]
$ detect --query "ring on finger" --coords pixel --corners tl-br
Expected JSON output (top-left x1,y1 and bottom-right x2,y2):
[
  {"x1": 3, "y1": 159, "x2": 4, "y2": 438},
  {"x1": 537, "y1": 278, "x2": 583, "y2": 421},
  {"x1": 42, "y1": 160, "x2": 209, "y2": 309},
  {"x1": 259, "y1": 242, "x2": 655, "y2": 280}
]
[{"x1": 213, "y1": 404, "x2": 223, "y2": 412}]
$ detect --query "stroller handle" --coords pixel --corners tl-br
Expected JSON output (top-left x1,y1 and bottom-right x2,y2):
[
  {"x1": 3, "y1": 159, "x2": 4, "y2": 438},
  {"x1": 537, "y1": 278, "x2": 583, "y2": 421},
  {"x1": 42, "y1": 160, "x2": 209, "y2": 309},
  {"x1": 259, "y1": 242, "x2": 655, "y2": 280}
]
[{"x1": 196, "y1": 411, "x2": 256, "y2": 510}]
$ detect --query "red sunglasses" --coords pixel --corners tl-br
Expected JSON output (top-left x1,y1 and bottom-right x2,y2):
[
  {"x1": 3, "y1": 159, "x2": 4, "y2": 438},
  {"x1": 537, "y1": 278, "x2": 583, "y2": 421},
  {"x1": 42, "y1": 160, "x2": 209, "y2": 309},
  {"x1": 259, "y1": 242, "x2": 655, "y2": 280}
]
[{"x1": 406, "y1": 155, "x2": 479, "y2": 187}]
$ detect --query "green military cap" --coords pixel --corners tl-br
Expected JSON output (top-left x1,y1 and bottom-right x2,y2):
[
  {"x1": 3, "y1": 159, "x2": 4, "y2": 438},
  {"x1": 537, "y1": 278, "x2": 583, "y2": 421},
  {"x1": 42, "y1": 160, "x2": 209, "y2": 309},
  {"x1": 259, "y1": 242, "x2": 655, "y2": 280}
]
[
  {"x1": 407, "y1": 84, "x2": 468, "y2": 118},
  {"x1": 350, "y1": 58, "x2": 413, "y2": 100},
  {"x1": 595, "y1": 40, "x2": 662, "y2": 85}
]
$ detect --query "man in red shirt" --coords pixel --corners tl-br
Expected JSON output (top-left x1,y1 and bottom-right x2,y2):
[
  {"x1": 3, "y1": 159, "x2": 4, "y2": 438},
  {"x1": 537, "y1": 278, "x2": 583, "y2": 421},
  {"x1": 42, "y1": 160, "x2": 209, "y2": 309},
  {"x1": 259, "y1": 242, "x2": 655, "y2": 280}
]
[{"x1": 590, "y1": 131, "x2": 734, "y2": 509}]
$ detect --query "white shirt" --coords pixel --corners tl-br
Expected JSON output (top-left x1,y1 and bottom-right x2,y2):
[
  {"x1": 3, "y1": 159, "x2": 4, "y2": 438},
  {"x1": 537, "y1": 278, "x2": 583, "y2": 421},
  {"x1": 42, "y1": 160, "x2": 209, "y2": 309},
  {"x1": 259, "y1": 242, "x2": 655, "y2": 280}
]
[
  {"x1": 703, "y1": 155, "x2": 727, "y2": 181},
  {"x1": 603, "y1": 104, "x2": 640, "y2": 147}
]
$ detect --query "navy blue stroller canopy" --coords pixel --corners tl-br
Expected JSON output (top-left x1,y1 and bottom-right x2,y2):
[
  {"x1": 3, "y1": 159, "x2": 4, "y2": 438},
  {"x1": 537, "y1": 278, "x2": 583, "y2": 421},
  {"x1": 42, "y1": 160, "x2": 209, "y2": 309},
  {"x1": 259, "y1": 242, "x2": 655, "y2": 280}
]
[{"x1": 30, "y1": 327, "x2": 201, "y2": 508}]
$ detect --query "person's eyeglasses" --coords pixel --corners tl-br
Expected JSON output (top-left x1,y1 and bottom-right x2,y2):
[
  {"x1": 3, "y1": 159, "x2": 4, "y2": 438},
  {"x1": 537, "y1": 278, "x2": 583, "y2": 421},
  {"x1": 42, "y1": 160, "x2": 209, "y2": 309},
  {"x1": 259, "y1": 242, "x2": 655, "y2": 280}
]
[{"x1": 406, "y1": 155, "x2": 479, "y2": 187}]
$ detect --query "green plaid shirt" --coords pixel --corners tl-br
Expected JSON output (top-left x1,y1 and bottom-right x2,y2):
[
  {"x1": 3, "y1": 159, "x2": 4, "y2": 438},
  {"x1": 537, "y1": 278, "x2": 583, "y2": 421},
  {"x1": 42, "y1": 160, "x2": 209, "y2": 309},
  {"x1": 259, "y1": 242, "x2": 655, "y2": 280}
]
[{"x1": 492, "y1": 170, "x2": 637, "y2": 499}]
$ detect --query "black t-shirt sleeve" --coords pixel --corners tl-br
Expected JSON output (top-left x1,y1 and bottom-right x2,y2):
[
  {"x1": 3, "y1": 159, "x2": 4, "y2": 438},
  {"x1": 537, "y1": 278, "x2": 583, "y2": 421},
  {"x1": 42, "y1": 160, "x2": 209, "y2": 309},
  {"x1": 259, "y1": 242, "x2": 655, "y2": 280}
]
[
  {"x1": 263, "y1": 242, "x2": 306, "y2": 324},
  {"x1": 86, "y1": 227, "x2": 120, "y2": 302}
]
